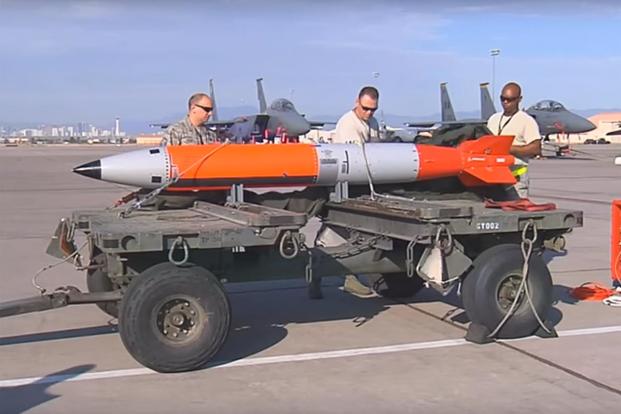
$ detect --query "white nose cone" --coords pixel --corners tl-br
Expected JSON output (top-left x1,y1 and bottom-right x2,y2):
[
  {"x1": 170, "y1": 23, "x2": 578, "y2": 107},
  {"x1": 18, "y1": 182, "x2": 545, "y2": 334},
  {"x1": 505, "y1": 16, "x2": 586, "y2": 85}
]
[
  {"x1": 615, "y1": 156, "x2": 621, "y2": 166},
  {"x1": 74, "y1": 147, "x2": 170, "y2": 188}
]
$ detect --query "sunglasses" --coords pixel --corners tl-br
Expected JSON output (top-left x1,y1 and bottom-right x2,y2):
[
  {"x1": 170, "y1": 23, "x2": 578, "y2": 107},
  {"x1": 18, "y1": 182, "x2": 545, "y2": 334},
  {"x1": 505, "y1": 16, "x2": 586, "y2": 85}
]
[
  {"x1": 194, "y1": 104, "x2": 213, "y2": 113},
  {"x1": 360, "y1": 105, "x2": 378, "y2": 112},
  {"x1": 500, "y1": 95, "x2": 519, "y2": 103}
]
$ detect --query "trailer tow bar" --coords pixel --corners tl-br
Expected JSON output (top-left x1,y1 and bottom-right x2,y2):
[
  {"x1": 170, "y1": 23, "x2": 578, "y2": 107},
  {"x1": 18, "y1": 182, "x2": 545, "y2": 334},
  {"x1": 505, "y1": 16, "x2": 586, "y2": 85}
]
[{"x1": 0, "y1": 286, "x2": 122, "y2": 318}]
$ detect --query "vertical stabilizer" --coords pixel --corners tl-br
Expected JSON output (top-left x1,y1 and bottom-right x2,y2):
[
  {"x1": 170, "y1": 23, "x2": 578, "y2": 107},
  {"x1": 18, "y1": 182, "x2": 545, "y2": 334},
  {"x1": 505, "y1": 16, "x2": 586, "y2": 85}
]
[
  {"x1": 209, "y1": 78, "x2": 219, "y2": 122},
  {"x1": 440, "y1": 83, "x2": 456, "y2": 122},
  {"x1": 480, "y1": 82, "x2": 496, "y2": 121},
  {"x1": 256, "y1": 78, "x2": 267, "y2": 113}
]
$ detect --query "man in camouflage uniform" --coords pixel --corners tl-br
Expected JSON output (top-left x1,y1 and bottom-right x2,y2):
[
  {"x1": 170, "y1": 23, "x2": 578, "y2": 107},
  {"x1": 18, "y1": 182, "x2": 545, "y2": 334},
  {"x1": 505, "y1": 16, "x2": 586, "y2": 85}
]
[{"x1": 160, "y1": 92, "x2": 217, "y2": 145}]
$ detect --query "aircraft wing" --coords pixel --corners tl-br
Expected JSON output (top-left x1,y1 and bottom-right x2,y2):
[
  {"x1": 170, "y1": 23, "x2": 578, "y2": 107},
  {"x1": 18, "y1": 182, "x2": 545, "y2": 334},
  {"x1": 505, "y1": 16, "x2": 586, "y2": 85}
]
[
  {"x1": 207, "y1": 120, "x2": 238, "y2": 128},
  {"x1": 607, "y1": 129, "x2": 621, "y2": 136},
  {"x1": 149, "y1": 123, "x2": 170, "y2": 129},
  {"x1": 308, "y1": 120, "x2": 336, "y2": 129},
  {"x1": 405, "y1": 121, "x2": 441, "y2": 128},
  {"x1": 150, "y1": 119, "x2": 243, "y2": 130},
  {"x1": 405, "y1": 119, "x2": 486, "y2": 128}
]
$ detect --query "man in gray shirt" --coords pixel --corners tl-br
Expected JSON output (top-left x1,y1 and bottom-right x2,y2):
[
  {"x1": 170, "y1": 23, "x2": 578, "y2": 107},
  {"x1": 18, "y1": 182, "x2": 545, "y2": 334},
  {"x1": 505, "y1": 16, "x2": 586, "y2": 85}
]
[
  {"x1": 315, "y1": 86, "x2": 382, "y2": 297},
  {"x1": 333, "y1": 86, "x2": 381, "y2": 144},
  {"x1": 160, "y1": 92, "x2": 217, "y2": 146},
  {"x1": 486, "y1": 82, "x2": 541, "y2": 198}
]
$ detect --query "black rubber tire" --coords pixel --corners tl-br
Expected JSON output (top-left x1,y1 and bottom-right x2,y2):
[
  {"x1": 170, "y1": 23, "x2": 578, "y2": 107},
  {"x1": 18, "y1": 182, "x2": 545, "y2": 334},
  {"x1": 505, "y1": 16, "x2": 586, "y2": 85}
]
[
  {"x1": 392, "y1": 137, "x2": 403, "y2": 143},
  {"x1": 462, "y1": 244, "x2": 553, "y2": 339},
  {"x1": 118, "y1": 262, "x2": 231, "y2": 373},
  {"x1": 369, "y1": 272, "x2": 425, "y2": 298},
  {"x1": 86, "y1": 254, "x2": 119, "y2": 318}
]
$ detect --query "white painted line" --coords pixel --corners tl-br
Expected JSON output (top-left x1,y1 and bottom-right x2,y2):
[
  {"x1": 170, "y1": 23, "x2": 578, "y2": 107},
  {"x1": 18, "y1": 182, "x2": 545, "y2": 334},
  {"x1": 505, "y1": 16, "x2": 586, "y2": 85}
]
[
  {"x1": 557, "y1": 325, "x2": 621, "y2": 337},
  {"x1": 218, "y1": 338, "x2": 467, "y2": 369},
  {"x1": 0, "y1": 338, "x2": 468, "y2": 387},
  {"x1": 2, "y1": 325, "x2": 621, "y2": 388}
]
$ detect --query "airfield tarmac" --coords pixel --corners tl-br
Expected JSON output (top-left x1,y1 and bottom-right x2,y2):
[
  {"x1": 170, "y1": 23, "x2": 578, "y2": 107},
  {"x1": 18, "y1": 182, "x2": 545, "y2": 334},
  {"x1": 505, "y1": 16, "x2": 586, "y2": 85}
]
[{"x1": 1, "y1": 144, "x2": 621, "y2": 413}]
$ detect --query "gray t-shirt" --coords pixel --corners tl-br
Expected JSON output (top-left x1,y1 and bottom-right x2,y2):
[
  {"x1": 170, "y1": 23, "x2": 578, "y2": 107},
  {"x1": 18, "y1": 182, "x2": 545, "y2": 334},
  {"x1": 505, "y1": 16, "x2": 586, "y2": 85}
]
[
  {"x1": 333, "y1": 110, "x2": 380, "y2": 144},
  {"x1": 487, "y1": 110, "x2": 540, "y2": 165}
]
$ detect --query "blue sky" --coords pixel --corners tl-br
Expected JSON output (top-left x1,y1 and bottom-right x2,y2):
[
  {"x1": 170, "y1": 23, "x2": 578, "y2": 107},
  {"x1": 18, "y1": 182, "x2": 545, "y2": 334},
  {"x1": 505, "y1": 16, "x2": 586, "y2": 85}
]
[{"x1": 1, "y1": 0, "x2": 621, "y2": 127}]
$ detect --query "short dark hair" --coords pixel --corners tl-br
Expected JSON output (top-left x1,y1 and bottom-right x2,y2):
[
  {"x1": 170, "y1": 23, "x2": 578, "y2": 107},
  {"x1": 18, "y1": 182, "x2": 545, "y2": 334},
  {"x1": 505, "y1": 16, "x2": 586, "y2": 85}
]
[
  {"x1": 188, "y1": 93, "x2": 211, "y2": 110},
  {"x1": 358, "y1": 86, "x2": 379, "y2": 100}
]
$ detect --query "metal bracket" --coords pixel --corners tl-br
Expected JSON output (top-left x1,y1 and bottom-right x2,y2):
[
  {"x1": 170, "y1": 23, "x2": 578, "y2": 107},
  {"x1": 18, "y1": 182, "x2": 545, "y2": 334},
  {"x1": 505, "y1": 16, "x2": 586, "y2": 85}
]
[
  {"x1": 330, "y1": 181, "x2": 349, "y2": 203},
  {"x1": 227, "y1": 183, "x2": 244, "y2": 206},
  {"x1": 406, "y1": 238, "x2": 419, "y2": 278},
  {"x1": 305, "y1": 250, "x2": 313, "y2": 283}
]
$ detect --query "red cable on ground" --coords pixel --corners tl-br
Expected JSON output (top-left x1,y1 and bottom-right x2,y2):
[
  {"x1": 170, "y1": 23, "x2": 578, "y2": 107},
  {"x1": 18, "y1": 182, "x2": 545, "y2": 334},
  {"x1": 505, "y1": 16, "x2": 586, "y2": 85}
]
[{"x1": 570, "y1": 282, "x2": 618, "y2": 301}]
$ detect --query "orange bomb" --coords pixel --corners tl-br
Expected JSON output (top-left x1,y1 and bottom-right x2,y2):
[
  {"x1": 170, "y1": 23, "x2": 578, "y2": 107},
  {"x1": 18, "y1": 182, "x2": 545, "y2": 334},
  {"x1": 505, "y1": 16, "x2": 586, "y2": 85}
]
[{"x1": 73, "y1": 135, "x2": 516, "y2": 191}]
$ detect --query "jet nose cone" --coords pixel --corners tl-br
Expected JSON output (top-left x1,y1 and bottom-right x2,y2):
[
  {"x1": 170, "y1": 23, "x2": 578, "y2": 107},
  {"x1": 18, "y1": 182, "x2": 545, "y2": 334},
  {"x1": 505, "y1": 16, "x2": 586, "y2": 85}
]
[
  {"x1": 73, "y1": 160, "x2": 102, "y2": 180},
  {"x1": 584, "y1": 119, "x2": 596, "y2": 132}
]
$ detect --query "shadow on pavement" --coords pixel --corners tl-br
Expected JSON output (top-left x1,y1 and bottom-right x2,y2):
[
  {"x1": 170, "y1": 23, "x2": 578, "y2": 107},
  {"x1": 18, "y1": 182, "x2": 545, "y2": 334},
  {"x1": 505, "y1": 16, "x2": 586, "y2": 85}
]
[
  {"x1": 215, "y1": 283, "x2": 396, "y2": 364},
  {"x1": 553, "y1": 284, "x2": 581, "y2": 305},
  {"x1": 0, "y1": 364, "x2": 95, "y2": 414},
  {"x1": 0, "y1": 324, "x2": 117, "y2": 347},
  {"x1": 0, "y1": 279, "x2": 570, "y2": 372}
]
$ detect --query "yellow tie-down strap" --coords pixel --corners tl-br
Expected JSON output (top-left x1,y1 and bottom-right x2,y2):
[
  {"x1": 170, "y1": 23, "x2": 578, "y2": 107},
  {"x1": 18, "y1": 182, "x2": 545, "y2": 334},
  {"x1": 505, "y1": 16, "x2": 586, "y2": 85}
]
[{"x1": 512, "y1": 165, "x2": 528, "y2": 177}]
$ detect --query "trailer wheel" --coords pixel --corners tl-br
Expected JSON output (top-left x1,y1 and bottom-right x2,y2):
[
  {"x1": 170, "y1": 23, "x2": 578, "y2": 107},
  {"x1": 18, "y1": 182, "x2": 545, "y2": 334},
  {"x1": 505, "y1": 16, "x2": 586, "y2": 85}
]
[
  {"x1": 118, "y1": 262, "x2": 230, "y2": 373},
  {"x1": 462, "y1": 244, "x2": 553, "y2": 339},
  {"x1": 86, "y1": 254, "x2": 119, "y2": 318},
  {"x1": 369, "y1": 273, "x2": 425, "y2": 298}
]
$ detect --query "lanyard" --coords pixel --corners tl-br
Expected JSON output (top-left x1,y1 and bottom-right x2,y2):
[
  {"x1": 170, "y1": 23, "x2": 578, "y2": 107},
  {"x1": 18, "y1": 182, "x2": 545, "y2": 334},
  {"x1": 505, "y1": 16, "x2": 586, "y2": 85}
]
[{"x1": 498, "y1": 114, "x2": 515, "y2": 135}]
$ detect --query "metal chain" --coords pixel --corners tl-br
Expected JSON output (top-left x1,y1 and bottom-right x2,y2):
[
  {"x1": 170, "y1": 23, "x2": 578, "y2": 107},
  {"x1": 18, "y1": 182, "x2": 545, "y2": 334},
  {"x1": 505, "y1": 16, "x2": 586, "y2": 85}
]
[{"x1": 330, "y1": 236, "x2": 380, "y2": 259}]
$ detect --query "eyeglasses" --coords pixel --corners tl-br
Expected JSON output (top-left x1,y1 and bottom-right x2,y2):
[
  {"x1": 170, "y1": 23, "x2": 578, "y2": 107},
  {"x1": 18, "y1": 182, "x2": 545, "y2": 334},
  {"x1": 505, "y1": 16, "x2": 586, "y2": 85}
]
[
  {"x1": 360, "y1": 105, "x2": 378, "y2": 112},
  {"x1": 194, "y1": 104, "x2": 213, "y2": 113},
  {"x1": 500, "y1": 95, "x2": 519, "y2": 103}
]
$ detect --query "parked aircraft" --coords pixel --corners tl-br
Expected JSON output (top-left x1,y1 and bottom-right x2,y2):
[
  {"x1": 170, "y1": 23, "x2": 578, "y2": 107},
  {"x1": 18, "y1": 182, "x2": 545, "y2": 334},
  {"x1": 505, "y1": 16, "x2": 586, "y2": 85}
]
[
  {"x1": 407, "y1": 83, "x2": 596, "y2": 155},
  {"x1": 154, "y1": 78, "x2": 327, "y2": 142},
  {"x1": 406, "y1": 83, "x2": 458, "y2": 128},
  {"x1": 408, "y1": 84, "x2": 595, "y2": 134},
  {"x1": 525, "y1": 100, "x2": 595, "y2": 136}
]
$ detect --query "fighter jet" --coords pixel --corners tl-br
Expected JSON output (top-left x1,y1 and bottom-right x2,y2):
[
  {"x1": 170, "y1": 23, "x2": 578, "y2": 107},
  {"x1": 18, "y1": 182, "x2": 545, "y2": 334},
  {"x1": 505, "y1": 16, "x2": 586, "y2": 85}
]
[
  {"x1": 154, "y1": 78, "x2": 328, "y2": 142},
  {"x1": 525, "y1": 100, "x2": 596, "y2": 136},
  {"x1": 408, "y1": 84, "x2": 595, "y2": 134},
  {"x1": 520, "y1": 100, "x2": 596, "y2": 157},
  {"x1": 405, "y1": 83, "x2": 457, "y2": 128},
  {"x1": 225, "y1": 78, "x2": 328, "y2": 141},
  {"x1": 407, "y1": 83, "x2": 596, "y2": 155}
]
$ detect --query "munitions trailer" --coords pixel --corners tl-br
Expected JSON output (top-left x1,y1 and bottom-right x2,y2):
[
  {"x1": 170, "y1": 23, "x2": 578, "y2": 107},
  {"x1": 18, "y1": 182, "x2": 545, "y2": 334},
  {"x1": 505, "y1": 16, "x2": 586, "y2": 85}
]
[{"x1": 0, "y1": 189, "x2": 582, "y2": 373}]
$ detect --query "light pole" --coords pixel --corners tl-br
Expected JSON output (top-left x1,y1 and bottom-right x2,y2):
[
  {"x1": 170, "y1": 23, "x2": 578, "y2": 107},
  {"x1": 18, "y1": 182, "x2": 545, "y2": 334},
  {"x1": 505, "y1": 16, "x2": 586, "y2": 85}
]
[
  {"x1": 490, "y1": 48, "x2": 501, "y2": 98},
  {"x1": 371, "y1": 72, "x2": 385, "y2": 127}
]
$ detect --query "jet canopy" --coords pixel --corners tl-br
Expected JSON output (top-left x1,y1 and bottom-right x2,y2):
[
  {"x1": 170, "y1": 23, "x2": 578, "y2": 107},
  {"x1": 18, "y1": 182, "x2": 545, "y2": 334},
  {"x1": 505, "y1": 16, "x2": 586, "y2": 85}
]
[
  {"x1": 529, "y1": 100, "x2": 566, "y2": 112},
  {"x1": 270, "y1": 98, "x2": 296, "y2": 112}
]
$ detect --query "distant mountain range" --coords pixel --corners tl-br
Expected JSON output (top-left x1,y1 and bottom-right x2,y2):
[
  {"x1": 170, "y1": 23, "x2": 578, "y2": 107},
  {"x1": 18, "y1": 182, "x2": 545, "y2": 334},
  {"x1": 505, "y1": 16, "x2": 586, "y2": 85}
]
[{"x1": 4, "y1": 106, "x2": 621, "y2": 135}]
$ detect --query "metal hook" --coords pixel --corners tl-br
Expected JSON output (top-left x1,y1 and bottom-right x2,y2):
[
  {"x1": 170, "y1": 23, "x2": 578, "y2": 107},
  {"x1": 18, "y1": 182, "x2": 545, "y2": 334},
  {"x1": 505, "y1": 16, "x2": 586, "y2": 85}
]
[{"x1": 168, "y1": 236, "x2": 189, "y2": 266}]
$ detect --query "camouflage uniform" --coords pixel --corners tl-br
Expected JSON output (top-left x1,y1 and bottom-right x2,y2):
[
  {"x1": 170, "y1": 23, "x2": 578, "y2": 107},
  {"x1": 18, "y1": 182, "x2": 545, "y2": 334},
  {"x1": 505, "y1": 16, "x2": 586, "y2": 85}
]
[{"x1": 160, "y1": 116, "x2": 217, "y2": 146}]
